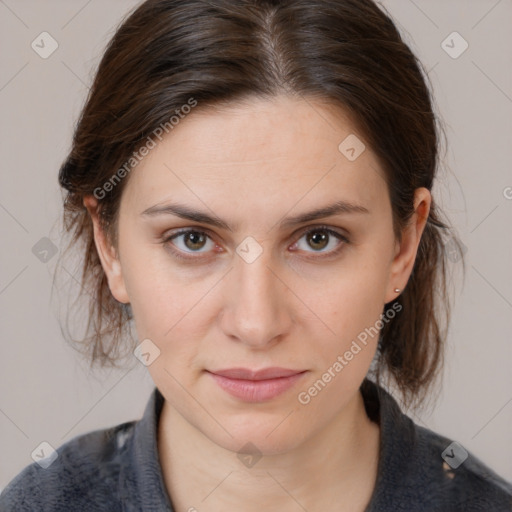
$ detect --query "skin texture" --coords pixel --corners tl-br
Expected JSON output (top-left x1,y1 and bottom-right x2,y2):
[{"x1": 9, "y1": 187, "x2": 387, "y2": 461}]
[{"x1": 84, "y1": 95, "x2": 431, "y2": 511}]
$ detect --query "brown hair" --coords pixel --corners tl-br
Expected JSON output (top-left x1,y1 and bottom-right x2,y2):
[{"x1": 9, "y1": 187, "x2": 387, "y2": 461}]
[{"x1": 56, "y1": 0, "x2": 466, "y2": 410}]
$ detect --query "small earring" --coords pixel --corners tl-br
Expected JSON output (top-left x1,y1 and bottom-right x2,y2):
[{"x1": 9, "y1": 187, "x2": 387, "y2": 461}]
[{"x1": 394, "y1": 288, "x2": 401, "y2": 293}]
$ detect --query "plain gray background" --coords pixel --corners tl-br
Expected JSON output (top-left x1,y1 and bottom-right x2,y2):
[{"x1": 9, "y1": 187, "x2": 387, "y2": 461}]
[{"x1": 1, "y1": 0, "x2": 511, "y2": 492}]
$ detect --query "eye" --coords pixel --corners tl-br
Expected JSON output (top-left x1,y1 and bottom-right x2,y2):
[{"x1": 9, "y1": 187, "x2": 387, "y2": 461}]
[
  {"x1": 162, "y1": 225, "x2": 349, "y2": 262},
  {"x1": 290, "y1": 226, "x2": 349, "y2": 257},
  {"x1": 164, "y1": 229, "x2": 217, "y2": 260}
]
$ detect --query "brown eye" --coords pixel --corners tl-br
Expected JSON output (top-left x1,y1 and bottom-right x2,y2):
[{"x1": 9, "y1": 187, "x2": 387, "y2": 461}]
[
  {"x1": 182, "y1": 231, "x2": 208, "y2": 251},
  {"x1": 306, "y1": 230, "x2": 330, "y2": 251},
  {"x1": 164, "y1": 229, "x2": 216, "y2": 257},
  {"x1": 291, "y1": 226, "x2": 349, "y2": 258}
]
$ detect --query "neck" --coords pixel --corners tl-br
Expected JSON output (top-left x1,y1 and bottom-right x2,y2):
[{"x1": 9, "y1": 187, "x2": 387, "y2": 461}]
[{"x1": 158, "y1": 389, "x2": 380, "y2": 512}]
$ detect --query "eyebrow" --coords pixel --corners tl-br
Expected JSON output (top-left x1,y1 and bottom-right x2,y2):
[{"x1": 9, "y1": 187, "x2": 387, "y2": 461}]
[{"x1": 140, "y1": 199, "x2": 370, "y2": 231}]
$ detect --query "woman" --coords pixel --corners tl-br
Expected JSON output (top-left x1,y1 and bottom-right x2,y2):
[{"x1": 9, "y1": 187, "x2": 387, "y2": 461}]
[{"x1": 1, "y1": 0, "x2": 510, "y2": 510}]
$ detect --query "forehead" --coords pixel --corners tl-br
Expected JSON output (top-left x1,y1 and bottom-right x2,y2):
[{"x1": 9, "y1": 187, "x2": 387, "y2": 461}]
[{"x1": 121, "y1": 95, "x2": 388, "y2": 217}]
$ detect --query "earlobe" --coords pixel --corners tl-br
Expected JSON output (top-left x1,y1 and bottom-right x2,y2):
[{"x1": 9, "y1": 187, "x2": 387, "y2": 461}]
[
  {"x1": 83, "y1": 195, "x2": 130, "y2": 305},
  {"x1": 385, "y1": 188, "x2": 431, "y2": 304}
]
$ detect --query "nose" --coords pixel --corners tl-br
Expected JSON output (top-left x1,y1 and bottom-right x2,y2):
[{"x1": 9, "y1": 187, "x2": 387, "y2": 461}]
[{"x1": 219, "y1": 245, "x2": 293, "y2": 349}]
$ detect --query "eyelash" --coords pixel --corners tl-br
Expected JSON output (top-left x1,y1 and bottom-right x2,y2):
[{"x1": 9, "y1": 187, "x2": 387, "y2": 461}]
[{"x1": 162, "y1": 225, "x2": 350, "y2": 262}]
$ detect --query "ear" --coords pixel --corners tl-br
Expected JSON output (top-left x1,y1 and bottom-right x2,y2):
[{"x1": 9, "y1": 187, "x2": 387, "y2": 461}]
[
  {"x1": 384, "y1": 187, "x2": 431, "y2": 304},
  {"x1": 83, "y1": 195, "x2": 130, "y2": 304}
]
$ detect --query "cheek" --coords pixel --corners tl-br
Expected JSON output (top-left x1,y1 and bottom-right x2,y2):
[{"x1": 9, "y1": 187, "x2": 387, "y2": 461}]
[
  {"x1": 120, "y1": 245, "x2": 218, "y2": 356},
  {"x1": 117, "y1": 240, "x2": 178, "y2": 337},
  {"x1": 316, "y1": 267, "x2": 389, "y2": 337},
  {"x1": 297, "y1": 284, "x2": 386, "y2": 411},
  {"x1": 305, "y1": 260, "x2": 390, "y2": 374}
]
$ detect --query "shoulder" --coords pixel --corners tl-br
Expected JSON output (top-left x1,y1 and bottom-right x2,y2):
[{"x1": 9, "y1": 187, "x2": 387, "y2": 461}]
[
  {"x1": 411, "y1": 423, "x2": 512, "y2": 510},
  {"x1": 366, "y1": 380, "x2": 512, "y2": 511},
  {"x1": 0, "y1": 420, "x2": 136, "y2": 512}
]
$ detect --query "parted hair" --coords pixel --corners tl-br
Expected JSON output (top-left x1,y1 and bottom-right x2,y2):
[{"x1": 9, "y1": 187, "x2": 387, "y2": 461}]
[{"x1": 56, "y1": 0, "x2": 466, "y2": 410}]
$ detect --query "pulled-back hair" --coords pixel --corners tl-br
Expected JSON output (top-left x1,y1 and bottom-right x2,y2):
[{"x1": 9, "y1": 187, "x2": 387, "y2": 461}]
[{"x1": 55, "y1": 0, "x2": 466, "y2": 410}]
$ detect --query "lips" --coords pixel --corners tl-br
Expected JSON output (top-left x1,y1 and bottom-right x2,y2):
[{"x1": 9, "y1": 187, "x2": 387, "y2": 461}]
[
  {"x1": 208, "y1": 367, "x2": 305, "y2": 380},
  {"x1": 207, "y1": 368, "x2": 308, "y2": 402}
]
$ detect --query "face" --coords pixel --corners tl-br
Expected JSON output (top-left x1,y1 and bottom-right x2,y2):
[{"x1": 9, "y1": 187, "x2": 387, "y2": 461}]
[{"x1": 86, "y1": 95, "x2": 429, "y2": 455}]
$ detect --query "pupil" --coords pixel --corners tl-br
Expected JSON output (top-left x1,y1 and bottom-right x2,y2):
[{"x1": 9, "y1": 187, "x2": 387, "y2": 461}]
[
  {"x1": 309, "y1": 231, "x2": 328, "y2": 250},
  {"x1": 186, "y1": 232, "x2": 205, "y2": 250}
]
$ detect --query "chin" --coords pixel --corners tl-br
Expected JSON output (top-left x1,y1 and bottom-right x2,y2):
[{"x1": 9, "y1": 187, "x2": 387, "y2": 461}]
[{"x1": 205, "y1": 415, "x2": 310, "y2": 457}]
